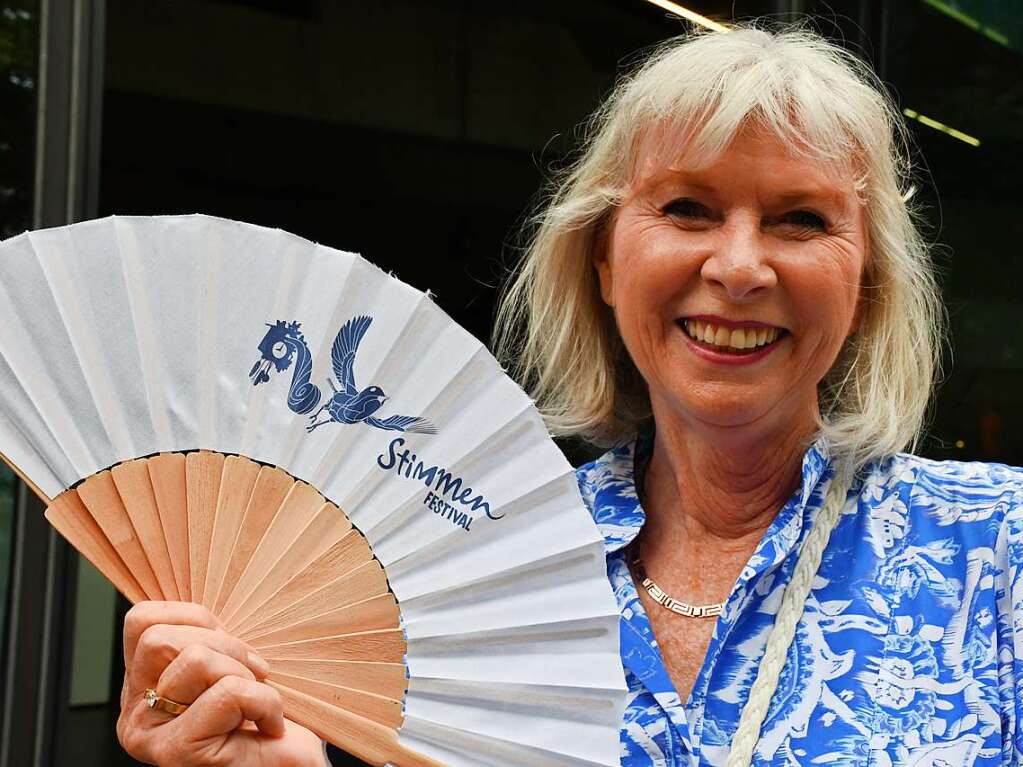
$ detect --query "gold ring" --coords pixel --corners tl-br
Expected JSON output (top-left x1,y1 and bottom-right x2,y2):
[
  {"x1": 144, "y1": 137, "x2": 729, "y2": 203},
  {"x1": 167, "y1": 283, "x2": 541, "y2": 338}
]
[{"x1": 144, "y1": 688, "x2": 189, "y2": 716}]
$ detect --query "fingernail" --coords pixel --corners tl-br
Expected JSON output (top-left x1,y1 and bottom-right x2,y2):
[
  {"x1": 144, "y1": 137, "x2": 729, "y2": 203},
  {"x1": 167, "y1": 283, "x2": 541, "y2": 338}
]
[{"x1": 247, "y1": 651, "x2": 270, "y2": 677}]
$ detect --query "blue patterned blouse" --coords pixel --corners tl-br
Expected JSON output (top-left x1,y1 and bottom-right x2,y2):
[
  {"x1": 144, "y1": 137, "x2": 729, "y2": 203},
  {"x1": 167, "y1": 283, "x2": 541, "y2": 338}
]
[{"x1": 575, "y1": 432, "x2": 1023, "y2": 766}]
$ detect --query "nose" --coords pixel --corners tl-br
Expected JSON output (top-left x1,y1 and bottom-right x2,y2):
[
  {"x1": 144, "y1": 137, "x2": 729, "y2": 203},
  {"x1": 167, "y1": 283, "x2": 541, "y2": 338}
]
[{"x1": 699, "y1": 219, "x2": 778, "y2": 300}]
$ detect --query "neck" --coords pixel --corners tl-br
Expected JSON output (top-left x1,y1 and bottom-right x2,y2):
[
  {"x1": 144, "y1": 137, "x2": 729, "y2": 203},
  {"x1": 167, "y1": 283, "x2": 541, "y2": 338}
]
[{"x1": 639, "y1": 404, "x2": 819, "y2": 561}]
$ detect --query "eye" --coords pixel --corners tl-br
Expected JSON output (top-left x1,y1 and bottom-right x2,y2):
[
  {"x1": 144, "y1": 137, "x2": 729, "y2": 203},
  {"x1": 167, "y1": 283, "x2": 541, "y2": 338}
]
[
  {"x1": 780, "y1": 210, "x2": 827, "y2": 230},
  {"x1": 662, "y1": 199, "x2": 828, "y2": 232},
  {"x1": 663, "y1": 198, "x2": 708, "y2": 219}
]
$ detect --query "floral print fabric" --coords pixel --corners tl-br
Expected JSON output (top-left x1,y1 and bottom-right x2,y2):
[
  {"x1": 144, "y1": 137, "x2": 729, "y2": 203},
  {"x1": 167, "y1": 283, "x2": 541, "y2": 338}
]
[{"x1": 575, "y1": 434, "x2": 1023, "y2": 766}]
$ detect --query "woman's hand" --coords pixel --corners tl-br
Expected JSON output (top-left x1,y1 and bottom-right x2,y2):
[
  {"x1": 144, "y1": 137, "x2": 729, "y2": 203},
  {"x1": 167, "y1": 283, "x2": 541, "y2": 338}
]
[{"x1": 117, "y1": 601, "x2": 326, "y2": 767}]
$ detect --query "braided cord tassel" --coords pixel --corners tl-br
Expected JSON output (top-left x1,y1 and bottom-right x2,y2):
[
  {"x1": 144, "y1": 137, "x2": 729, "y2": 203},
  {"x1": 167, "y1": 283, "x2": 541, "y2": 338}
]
[{"x1": 724, "y1": 466, "x2": 853, "y2": 767}]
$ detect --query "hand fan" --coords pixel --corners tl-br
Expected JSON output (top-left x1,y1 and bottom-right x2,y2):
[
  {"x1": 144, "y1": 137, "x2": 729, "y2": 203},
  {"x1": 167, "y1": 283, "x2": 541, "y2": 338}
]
[{"x1": 0, "y1": 214, "x2": 627, "y2": 767}]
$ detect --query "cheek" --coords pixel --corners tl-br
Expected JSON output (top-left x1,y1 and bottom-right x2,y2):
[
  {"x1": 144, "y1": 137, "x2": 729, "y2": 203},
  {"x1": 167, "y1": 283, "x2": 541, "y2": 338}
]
[
  {"x1": 603, "y1": 234, "x2": 702, "y2": 383},
  {"x1": 781, "y1": 251, "x2": 862, "y2": 342},
  {"x1": 606, "y1": 224, "x2": 697, "y2": 312}
]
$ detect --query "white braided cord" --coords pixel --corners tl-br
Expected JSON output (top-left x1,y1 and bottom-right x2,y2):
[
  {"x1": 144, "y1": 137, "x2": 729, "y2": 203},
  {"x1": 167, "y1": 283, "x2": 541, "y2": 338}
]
[{"x1": 724, "y1": 466, "x2": 853, "y2": 767}]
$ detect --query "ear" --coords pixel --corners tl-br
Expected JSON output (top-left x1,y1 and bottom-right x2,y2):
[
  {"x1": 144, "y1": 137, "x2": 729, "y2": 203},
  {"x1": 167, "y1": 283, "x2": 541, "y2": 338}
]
[{"x1": 592, "y1": 223, "x2": 615, "y2": 308}]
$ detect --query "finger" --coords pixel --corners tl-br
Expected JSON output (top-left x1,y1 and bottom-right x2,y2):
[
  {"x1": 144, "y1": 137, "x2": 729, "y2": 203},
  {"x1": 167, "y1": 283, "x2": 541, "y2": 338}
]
[
  {"x1": 177, "y1": 676, "x2": 285, "y2": 739},
  {"x1": 132, "y1": 624, "x2": 269, "y2": 693},
  {"x1": 124, "y1": 601, "x2": 221, "y2": 666},
  {"x1": 120, "y1": 669, "x2": 130, "y2": 711},
  {"x1": 156, "y1": 644, "x2": 256, "y2": 706}
]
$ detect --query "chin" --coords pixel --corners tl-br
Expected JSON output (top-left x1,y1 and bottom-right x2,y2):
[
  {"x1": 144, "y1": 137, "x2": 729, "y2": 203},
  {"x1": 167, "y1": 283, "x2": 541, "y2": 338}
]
[{"x1": 657, "y1": 391, "x2": 777, "y2": 430}]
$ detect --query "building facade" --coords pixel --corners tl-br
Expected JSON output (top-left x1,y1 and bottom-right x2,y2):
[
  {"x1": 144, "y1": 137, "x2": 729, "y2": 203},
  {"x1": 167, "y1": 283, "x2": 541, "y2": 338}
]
[{"x1": 0, "y1": 1, "x2": 1020, "y2": 764}]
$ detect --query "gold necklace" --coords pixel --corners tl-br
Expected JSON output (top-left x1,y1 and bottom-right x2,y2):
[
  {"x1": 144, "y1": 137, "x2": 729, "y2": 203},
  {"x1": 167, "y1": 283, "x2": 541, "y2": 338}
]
[{"x1": 629, "y1": 540, "x2": 726, "y2": 619}]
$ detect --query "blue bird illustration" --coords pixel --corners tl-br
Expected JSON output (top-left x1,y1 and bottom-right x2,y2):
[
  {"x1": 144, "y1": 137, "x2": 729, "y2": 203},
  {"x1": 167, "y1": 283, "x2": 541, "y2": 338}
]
[{"x1": 306, "y1": 315, "x2": 437, "y2": 435}]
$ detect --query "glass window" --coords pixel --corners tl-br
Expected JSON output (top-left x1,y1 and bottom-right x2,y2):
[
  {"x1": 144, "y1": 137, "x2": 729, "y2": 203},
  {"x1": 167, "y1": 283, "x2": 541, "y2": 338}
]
[
  {"x1": 0, "y1": 0, "x2": 36, "y2": 238},
  {"x1": 0, "y1": 0, "x2": 37, "y2": 685},
  {"x1": 0, "y1": 466, "x2": 13, "y2": 642},
  {"x1": 881, "y1": 0, "x2": 1022, "y2": 464},
  {"x1": 0, "y1": 0, "x2": 36, "y2": 654}
]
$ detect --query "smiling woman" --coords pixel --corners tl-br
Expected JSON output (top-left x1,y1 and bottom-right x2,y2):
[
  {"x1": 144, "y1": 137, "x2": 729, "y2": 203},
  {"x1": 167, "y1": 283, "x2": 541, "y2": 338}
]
[
  {"x1": 494, "y1": 17, "x2": 1023, "y2": 767},
  {"x1": 594, "y1": 123, "x2": 868, "y2": 446},
  {"x1": 495, "y1": 26, "x2": 940, "y2": 466}
]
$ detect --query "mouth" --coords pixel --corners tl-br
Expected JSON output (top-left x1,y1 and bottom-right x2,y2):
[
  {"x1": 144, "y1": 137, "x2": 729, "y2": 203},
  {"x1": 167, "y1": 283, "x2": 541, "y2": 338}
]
[{"x1": 678, "y1": 318, "x2": 789, "y2": 356}]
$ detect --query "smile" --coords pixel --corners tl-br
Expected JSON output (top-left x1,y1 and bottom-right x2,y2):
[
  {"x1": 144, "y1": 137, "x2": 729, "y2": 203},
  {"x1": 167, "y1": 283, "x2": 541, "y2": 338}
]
[{"x1": 679, "y1": 319, "x2": 788, "y2": 355}]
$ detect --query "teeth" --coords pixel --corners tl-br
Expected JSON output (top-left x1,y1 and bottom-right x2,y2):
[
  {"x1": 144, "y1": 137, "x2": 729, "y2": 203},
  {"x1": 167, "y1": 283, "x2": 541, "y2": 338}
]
[{"x1": 683, "y1": 320, "x2": 783, "y2": 351}]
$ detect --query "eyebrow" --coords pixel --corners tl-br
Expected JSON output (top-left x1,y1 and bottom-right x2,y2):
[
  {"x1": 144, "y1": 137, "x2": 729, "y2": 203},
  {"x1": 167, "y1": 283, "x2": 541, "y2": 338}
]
[{"x1": 772, "y1": 187, "x2": 847, "y2": 209}]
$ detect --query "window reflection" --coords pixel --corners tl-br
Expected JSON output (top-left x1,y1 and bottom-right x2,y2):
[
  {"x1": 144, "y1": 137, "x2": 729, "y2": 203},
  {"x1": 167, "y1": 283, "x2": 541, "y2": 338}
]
[
  {"x1": 0, "y1": 465, "x2": 12, "y2": 641},
  {"x1": 0, "y1": 0, "x2": 36, "y2": 239}
]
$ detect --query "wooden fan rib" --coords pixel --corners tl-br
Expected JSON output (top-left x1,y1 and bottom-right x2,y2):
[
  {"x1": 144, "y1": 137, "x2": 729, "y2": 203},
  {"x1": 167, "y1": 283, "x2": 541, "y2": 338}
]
[
  {"x1": 186, "y1": 451, "x2": 225, "y2": 605},
  {"x1": 269, "y1": 670, "x2": 403, "y2": 728},
  {"x1": 201, "y1": 455, "x2": 260, "y2": 611},
  {"x1": 245, "y1": 593, "x2": 400, "y2": 648},
  {"x1": 217, "y1": 479, "x2": 324, "y2": 623},
  {"x1": 239, "y1": 561, "x2": 389, "y2": 642},
  {"x1": 257, "y1": 628, "x2": 406, "y2": 664},
  {"x1": 267, "y1": 658, "x2": 407, "y2": 700},
  {"x1": 148, "y1": 452, "x2": 190, "y2": 601},
  {"x1": 75, "y1": 470, "x2": 164, "y2": 599},
  {"x1": 0, "y1": 449, "x2": 51, "y2": 503},
  {"x1": 220, "y1": 501, "x2": 352, "y2": 632},
  {"x1": 45, "y1": 491, "x2": 147, "y2": 603},
  {"x1": 212, "y1": 464, "x2": 293, "y2": 615},
  {"x1": 229, "y1": 529, "x2": 372, "y2": 636},
  {"x1": 111, "y1": 459, "x2": 179, "y2": 600},
  {"x1": 272, "y1": 682, "x2": 445, "y2": 767}
]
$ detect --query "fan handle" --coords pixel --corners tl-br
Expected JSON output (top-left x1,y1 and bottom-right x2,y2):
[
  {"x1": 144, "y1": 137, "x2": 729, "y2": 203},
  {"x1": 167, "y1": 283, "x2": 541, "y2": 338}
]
[{"x1": 10, "y1": 450, "x2": 447, "y2": 767}]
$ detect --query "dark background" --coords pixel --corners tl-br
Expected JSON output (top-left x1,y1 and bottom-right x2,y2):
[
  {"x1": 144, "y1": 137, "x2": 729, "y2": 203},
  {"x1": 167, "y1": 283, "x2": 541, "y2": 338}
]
[{"x1": 1, "y1": 1, "x2": 1021, "y2": 764}]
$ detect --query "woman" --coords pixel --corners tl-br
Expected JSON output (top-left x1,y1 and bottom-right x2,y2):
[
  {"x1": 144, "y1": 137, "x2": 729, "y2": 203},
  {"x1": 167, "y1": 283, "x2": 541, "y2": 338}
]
[{"x1": 117, "y1": 20, "x2": 1023, "y2": 767}]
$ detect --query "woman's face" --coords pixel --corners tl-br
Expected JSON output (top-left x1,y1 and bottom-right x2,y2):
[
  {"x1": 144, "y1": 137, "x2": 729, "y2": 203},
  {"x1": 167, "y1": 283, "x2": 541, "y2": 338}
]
[{"x1": 595, "y1": 123, "x2": 868, "y2": 436}]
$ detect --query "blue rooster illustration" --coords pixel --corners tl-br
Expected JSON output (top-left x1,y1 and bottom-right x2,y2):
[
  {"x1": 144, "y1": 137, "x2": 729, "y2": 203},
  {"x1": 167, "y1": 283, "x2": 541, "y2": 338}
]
[
  {"x1": 250, "y1": 315, "x2": 436, "y2": 435},
  {"x1": 248, "y1": 320, "x2": 322, "y2": 414}
]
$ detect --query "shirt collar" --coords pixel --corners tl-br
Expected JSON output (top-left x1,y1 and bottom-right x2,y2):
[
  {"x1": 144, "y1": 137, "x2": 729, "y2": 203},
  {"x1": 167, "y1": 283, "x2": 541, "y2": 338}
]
[{"x1": 577, "y1": 430, "x2": 834, "y2": 556}]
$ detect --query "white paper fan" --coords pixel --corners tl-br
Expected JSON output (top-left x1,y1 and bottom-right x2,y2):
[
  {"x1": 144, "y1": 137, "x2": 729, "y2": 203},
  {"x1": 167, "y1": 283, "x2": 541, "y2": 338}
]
[{"x1": 0, "y1": 214, "x2": 627, "y2": 767}]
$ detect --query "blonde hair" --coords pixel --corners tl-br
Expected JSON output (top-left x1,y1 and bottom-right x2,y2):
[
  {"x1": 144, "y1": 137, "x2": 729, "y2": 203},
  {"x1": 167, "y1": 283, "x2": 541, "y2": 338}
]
[{"x1": 494, "y1": 18, "x2": 946, "y2": 471}]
